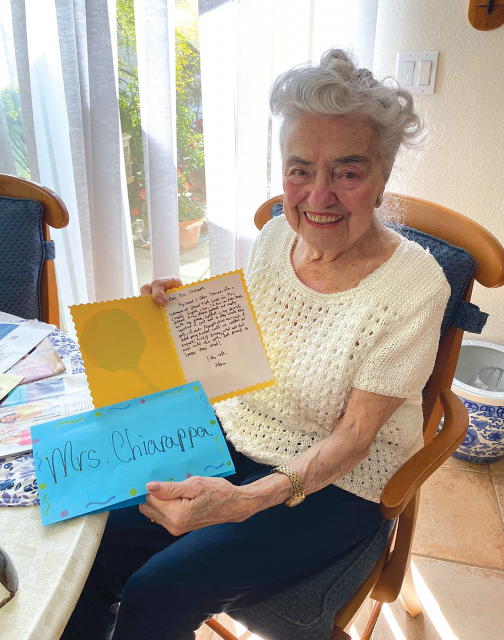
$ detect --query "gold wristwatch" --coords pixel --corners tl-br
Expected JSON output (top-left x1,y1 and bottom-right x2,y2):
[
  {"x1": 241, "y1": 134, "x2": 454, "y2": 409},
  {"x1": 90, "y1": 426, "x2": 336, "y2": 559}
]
[{"x1": 270, "y1": 466, "x2": 305, "y2": 507}]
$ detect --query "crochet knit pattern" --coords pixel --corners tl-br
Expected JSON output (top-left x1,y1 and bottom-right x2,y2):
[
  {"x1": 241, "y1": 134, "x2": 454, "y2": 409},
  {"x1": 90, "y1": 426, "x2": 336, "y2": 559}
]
[{"x1": 215, "y1": 216, "x2": 451, "y2": 503}]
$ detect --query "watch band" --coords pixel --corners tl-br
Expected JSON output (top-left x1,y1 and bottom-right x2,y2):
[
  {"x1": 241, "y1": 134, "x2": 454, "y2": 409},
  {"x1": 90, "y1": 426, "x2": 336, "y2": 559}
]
[{"x1": 270, "y1": 465, "x2": 306, "y2": 507}]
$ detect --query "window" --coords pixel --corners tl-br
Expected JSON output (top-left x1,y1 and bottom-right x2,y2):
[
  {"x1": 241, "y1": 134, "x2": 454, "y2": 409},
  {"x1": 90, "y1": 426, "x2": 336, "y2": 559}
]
[{"x1": 117, "y1": 0, "x2": 209, "y2": 289}]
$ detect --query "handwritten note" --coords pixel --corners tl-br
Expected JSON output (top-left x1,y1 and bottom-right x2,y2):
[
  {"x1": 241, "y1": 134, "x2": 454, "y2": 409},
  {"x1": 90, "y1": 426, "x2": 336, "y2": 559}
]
[
  {"x1": 165, "y1": 272, "x2": 272, "y2": 401},
  {"x1": 71, "y1": 271, "x2": 274, "y2": 408},
  {"x1": 32, "y1": 382, "x2": 235, "y2": 525}
]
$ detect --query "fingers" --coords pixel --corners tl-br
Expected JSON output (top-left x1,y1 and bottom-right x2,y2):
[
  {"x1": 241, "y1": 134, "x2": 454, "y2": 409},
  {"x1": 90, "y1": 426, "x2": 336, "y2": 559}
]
[
  {"x1": 139, "y1": 284, "x2": 153, "y2": 297},
  {"x1": 160, "y1": 275, "x2": 183, "y2": 289},
  {"x1": 142, "y1": 276, "x2": 183, "y2": 306},
  {"x1": 146, "y1": 479, "x2": 200, "y2": 501},
  {"x1": 139, "y1": 502, "x2": 185, "y2": 536},
  {"x1": 139, "y1": 502, "x2": 158, "y2": 521}
]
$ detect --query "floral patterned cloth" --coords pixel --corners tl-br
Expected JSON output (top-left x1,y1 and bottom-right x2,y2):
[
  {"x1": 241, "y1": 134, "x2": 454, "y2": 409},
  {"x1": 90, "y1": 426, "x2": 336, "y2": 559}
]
[{"x1": 0, "y1": 328, "x2": 84, "y2": 507}]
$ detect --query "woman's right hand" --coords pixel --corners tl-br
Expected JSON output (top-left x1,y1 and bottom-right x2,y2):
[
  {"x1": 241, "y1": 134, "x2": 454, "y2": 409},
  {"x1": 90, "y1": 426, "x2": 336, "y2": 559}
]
[{"x1": 140, "y1": 276, "x2": 183, "y2": 307}]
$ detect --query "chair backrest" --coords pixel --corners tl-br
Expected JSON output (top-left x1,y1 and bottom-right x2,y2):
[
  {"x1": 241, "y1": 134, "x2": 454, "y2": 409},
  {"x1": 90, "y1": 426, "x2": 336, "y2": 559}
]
[{"x1": 0, "y1": 174, "x2": 69, "y2": 328}]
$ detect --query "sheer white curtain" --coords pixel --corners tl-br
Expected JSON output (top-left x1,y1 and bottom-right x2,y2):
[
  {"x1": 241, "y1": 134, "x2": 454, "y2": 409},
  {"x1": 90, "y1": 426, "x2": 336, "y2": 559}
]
[
  {"x1": 198, "y1": 0, "x2": 379, "y2": 275},
  {"x1": 0, "y1": 0, "x2": 139, "y2": 336},
  {"x1": 0, "y1": 0, "x2": 182, "y2": 331},
  {"x1": 134, "y1": 0, "x2": 180, "y2": 279},
  {"x1": 0, "y1": 0, "x2": 378, "y2": 330}
]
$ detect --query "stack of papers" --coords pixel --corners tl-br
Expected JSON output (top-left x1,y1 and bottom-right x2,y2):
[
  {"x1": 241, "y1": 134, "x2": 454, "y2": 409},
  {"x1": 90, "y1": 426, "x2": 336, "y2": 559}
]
[
  {"x1": 6, "y1": 336, "x2": 65, "y2": 383},
  {"x1": 0, "y1": 374, "x2": 24, "y2": 402},
  {"x1": 0, "y1": 321, "x2": 55, "y2": 374},
  {"x1": 0, "y1": 373, "x2": 93, "y2": 457},
  {"x1": 0, "y1": 321, "x2": 89, "y2": 457}
]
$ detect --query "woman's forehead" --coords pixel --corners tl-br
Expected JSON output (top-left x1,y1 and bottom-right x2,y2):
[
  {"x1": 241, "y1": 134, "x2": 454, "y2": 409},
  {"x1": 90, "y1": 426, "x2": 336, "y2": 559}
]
[{"x1": 283, "y1": 114, "x2": 378, "y2": 160}]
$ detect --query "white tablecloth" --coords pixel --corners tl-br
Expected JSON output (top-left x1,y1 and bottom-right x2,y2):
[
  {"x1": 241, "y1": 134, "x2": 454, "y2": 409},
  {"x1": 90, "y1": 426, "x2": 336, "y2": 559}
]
[
  {"x1": 0, "y1": 313, "x2": 108, "y2": 638},
  {"x1": 0, "y1": 508, "x2": 107, "y2": 639}
]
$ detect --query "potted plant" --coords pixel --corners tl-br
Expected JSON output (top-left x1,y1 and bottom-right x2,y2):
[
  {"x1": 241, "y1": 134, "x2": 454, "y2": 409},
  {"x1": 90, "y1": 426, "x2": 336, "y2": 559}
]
[
  {"x1": 117, "y1": 2, "x2": 207, "y2": 249},
  {"x1": 177, "y1": 168, "x2": 205, "y2": 250},
  {"x1": 175, "y1": 33, "x2": 206, "y2": 250}
]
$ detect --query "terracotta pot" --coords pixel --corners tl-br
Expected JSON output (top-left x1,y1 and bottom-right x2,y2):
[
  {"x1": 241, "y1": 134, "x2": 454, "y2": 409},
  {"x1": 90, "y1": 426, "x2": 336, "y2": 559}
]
[{"x1": 179, "y1": 218, "x2": 204, "y2": 251}]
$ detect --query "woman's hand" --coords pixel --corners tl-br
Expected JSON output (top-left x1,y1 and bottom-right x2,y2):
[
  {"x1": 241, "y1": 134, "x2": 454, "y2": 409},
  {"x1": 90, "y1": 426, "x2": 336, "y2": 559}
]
[
  {"x1": 139, "y1": 476, "x2": 260, "y2": 536},
  {"x1": 140, "y1": 276, "x2": 183, "y2": 307}
]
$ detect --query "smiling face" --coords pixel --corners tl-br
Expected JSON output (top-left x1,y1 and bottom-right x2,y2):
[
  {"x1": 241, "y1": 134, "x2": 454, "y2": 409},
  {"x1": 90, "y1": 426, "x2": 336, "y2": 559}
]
[{"x1": 282, "y1": 113, "x2": 388, "y2": 257}]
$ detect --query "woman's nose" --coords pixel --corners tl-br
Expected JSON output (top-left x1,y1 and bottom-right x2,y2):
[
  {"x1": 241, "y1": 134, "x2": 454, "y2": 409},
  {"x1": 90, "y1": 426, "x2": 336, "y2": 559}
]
[{"x1": 306, "y1": 179, "x2": 337, "y2": 210}]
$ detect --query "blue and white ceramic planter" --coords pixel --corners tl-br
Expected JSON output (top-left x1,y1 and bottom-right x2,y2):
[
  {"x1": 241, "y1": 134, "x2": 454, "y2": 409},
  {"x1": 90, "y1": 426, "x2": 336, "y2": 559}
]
[{"x1": 451, "y1": 340, "x2": 504, "y2": 464}]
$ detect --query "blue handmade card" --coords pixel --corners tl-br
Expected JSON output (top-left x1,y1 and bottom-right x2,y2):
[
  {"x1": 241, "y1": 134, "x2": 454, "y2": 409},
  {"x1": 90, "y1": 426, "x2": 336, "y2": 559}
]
[{"x1": 31, "y1": 382, "x2": 235, "y2": 525}]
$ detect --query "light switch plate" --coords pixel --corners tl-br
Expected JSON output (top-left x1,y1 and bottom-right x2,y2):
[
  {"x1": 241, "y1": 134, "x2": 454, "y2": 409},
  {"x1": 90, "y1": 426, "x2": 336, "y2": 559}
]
[{"x1": 396, "y1": 51, "x2": 439, "y2": 94}]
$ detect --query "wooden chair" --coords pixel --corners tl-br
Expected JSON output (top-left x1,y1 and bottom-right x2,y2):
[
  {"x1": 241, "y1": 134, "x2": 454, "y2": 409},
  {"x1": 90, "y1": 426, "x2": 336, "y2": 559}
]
[
  {"x1": 0, "y1": 173, "x2": 69, "y2": 328},
  {"x1": 204, "y1": 193, "x2": 504, "y2": 640}
]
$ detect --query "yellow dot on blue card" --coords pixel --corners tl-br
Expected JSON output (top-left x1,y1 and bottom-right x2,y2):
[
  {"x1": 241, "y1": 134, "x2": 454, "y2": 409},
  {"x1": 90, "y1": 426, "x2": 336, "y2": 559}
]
[
  {"x1": 193, "y1": 385, "x2": 200, "y2": 391},
  {"x1": 95, "y1": 412, "x2": 101, "y2": 417},
  {"x1": 226, "y1": 462, "x2": 231, "y2": 466},
  {"x1": 39, "y1": 483, "x2": 46, "y2": 490},
  {"x1": 129, "y1": 488, "x2": 137, "y2": 497},
  {"x1": 209, "y1": 419, "x2": 216, "y2": 425}
]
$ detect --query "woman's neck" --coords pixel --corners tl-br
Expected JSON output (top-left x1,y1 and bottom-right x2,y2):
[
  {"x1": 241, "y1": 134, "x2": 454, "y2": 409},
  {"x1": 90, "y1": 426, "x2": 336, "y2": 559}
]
[{"x1": 291, "y1": 222, "x2": 400, "y2": 294}]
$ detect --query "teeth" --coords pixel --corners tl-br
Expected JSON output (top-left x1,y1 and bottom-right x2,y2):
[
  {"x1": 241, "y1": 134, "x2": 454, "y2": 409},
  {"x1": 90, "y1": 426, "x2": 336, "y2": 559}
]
[{"x1": 305, "y1": 213, "x2": 343, "y2": 223}]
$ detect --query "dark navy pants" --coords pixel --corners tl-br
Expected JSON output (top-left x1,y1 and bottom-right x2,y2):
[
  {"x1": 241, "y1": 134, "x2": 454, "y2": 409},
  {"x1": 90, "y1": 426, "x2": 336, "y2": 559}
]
[{"x1": 62, "y1": 442, "x2": 384, "y2": 640}]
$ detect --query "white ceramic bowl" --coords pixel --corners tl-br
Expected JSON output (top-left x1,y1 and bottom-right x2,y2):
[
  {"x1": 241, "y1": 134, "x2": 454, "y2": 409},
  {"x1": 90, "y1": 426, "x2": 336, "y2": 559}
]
[{"x1": 451, "y1": 340, "x2": 504, "y2": 464}]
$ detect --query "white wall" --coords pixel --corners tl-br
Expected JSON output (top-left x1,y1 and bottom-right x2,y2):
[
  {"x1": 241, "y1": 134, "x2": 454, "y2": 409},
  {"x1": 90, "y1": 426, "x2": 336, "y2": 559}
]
[{"x1": 373, "y1": 0, "x2": 504, "y2": 344}]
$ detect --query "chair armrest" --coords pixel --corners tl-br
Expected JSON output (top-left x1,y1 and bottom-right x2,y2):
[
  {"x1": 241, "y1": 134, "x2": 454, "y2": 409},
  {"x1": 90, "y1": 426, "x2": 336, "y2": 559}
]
[
  {"x1": 330, "y1": 626, "x2": 352, "y2": 640},
  {"x1": 380, "y1": 389, "x2": 468, "y2": 520}
]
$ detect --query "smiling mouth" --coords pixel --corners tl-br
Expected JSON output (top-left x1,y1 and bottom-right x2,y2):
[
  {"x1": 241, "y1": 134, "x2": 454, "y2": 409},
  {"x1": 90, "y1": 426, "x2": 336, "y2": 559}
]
[{"x1": 304, "y1": 212, "x2": 344, "y2": 226}]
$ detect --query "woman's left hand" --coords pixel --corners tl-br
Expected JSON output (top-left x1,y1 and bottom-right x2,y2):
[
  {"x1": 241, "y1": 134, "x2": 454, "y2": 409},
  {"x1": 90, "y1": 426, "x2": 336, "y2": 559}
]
[{"x1": 139, "y1": 476, "x2": 257, "y2": 535}]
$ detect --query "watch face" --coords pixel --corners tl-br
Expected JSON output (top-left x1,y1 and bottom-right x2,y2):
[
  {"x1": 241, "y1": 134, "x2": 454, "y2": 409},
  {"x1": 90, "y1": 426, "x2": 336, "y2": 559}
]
[{"x1": 286, "y1": 494, "x2": 305, "y2": 507}]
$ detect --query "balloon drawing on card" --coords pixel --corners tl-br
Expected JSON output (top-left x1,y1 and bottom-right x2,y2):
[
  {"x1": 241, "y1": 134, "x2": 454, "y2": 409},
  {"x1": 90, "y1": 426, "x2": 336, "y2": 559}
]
[{"x1": 70, "y1": 270, "x2": 274, "y2": 408}]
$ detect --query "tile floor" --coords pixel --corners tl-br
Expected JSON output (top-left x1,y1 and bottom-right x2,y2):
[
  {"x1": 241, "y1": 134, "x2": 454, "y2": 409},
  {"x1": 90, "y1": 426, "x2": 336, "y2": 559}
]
[{"x1": 196, "y1": 456, "x2": 504, "y2": 640}]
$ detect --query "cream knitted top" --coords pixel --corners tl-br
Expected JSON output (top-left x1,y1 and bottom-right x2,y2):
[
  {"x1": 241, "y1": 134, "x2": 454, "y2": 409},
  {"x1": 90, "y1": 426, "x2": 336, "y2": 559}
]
[{"x1": 215, "y1": 216, "x2": 451, "y2": 503}]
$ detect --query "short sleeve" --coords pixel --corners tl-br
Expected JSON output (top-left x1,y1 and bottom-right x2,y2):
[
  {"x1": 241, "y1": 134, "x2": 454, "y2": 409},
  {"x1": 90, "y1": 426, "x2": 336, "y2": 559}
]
[{"x1": 352, "y1": 278, "x2": 450, "y2": 399}]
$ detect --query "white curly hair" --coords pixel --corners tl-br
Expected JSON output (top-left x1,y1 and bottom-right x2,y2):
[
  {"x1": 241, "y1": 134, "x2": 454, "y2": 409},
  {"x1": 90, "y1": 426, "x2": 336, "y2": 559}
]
[{"x1": 269, "y1": 48, "x2": 424, "y2": 174}]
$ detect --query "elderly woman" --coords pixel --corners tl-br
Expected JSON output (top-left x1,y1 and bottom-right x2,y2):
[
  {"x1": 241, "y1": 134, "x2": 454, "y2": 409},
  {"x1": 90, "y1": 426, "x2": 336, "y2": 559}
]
[{"x1": 63, "y1": 49, "x2": 449, "y2": 640}]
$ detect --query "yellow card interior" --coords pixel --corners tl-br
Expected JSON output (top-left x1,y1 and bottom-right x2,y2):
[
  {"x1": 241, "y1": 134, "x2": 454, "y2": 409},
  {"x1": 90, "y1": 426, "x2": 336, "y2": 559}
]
[
  {"x1": 71, "y1": 296, "x2": 185, "y2": 408},
  {"x1": 71, "y1": 271, "x2": 274, "y2": 409}
]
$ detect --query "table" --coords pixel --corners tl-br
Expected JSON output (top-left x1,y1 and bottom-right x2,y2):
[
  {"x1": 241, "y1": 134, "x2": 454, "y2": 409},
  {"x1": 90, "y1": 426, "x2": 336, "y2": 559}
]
[{"x1": 0, "y1": 316, "x2": 108, "y2": 639}]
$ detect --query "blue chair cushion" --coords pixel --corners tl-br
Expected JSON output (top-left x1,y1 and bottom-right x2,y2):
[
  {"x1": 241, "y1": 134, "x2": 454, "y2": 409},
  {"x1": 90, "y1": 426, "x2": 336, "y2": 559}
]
[
  {"x1": 231, "y1": 519, "x2": 395, "y2": 640},
  {"x1": 228, "y1": 205, "x2": 488, "y2": 639},
  {"x1": 0, "y1": 196, "x2": 56, "y2": 320}
]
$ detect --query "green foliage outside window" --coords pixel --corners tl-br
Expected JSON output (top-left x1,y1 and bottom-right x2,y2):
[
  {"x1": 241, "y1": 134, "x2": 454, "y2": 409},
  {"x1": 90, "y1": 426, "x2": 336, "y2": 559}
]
[
  {"x1": 117, "y1": 0, "x2": 206, "y2": 225},
  {"x1": 1, "y1": 84, "x2": 30, "y2": 179}
]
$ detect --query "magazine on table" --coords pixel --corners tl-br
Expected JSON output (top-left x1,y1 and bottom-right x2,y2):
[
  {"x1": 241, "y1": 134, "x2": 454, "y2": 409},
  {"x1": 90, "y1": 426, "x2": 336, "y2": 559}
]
[
  {"x1": 0, "y1": 321, "x2": 55, "y2": 374},
  {"x1": 0, "y1": 372, "x2": 88, "y2": 408},
  {"x1": 0, "y1": 374, "x2": 24, "y2": 402},
  {"x1": 0, "y1": 391, "x2": 93, "y2": 457},
  {"x1": 5, "y1": 336, "x2": 65, "y2": 383}
]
